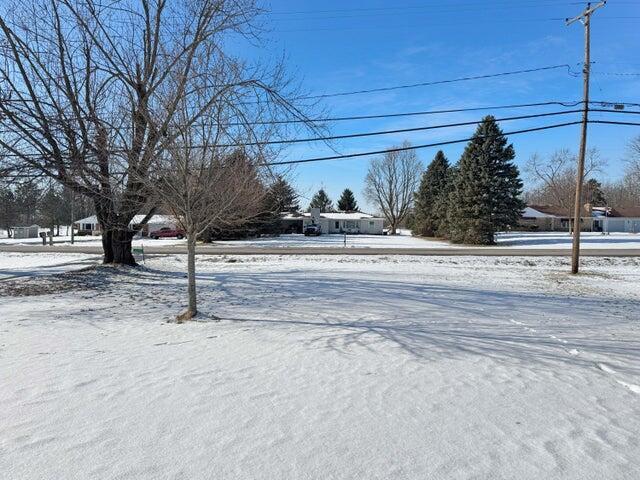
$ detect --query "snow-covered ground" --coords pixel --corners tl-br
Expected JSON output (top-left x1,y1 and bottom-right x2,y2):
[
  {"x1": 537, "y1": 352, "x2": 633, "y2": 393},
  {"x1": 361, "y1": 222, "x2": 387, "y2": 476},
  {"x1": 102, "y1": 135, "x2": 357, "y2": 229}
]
[
  {"x1": 0, "y1": 252, "x2": 102, "y2": 281},
  {"x1": 3, "y1": 231, "x2": 639, "y2": 250},
  {"x1": 495, "y1": 231, "x2": 640, "y2": 249},
  {"x1": 0, "y1": 233, "x2": 185, "y2": 247},
  {"x1": 1, "y1": 252, "x2": 639, "y2": 479},
  {"x1": 210, "y1": 231, "x2": 640, "y2": 249}
]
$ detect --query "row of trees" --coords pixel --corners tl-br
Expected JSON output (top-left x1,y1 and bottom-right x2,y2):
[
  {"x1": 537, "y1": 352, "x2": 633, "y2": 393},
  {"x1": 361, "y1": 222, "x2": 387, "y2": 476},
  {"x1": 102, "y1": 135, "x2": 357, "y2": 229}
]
[
  {"x1": 525, "y1": 137, "x2": 640, "y2": 209},
  {"x1": 308, "y1": 188, "x2": 359, "y2": 212},
  {"x1": 0, "y1": 183, "x2": 93, "y2": 237},
  {"x1": 412, "y1": 116, "x2": 525, "y2": 244}
]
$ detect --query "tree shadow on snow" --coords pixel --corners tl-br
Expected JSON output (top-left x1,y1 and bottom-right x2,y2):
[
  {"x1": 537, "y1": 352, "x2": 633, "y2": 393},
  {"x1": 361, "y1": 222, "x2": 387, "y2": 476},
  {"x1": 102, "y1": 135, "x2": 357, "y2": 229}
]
[{"x1": 123, "y1": 265, "x2": 640, "y2": 373}]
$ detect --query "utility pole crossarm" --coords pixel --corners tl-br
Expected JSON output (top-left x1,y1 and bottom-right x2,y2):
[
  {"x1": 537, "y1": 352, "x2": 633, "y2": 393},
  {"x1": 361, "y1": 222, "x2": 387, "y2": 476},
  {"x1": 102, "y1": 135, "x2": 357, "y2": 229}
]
[{"x1": 566, "y1": 1, "x2": 607, "y2": 26}]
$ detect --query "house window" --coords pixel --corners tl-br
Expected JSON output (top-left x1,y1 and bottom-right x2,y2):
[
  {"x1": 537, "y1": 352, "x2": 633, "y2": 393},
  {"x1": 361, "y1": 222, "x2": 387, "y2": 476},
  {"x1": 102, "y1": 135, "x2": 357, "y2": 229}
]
[
  {"x1": 335, "y1": 221, "x2": 340, "y2": 229},
  {"x1": 345, "y1": 220, "x2": 358, "y2": 229},
  {"x1": 369, "y1": 221, "x2": 374, "y2": 226}
]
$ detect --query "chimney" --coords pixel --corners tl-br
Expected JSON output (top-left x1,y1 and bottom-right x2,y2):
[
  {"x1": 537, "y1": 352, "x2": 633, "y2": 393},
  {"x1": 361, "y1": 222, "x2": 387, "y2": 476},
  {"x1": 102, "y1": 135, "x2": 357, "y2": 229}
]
[
  {"x1": 584, "y1": 203, "x2": 593, "y2": 217},
  {"x1": 310, "y1": 208, "x2": 321, "y2": 224}
]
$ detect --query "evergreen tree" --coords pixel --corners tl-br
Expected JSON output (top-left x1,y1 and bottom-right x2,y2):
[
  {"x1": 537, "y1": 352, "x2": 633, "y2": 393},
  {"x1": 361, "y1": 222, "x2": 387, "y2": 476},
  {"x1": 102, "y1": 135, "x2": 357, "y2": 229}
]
[
  {"x1": 264, "y1": 176, "x2": 299, "y2": 213},
  {"x1": 413, "y1": 150, "x2": 450, "y2": 237},
  {"x1": 435, "y1": 166, "x2": 458, "y2": 237},
  {"x1": 584, "y1": 178, "x2": 607, "y2": 206},
  {"x1": 0, "y1": 186, "x2": 17, "y2": 236},
  {"x1": 14, "y1": 182, "x2": 41, "y2": 225},
  {"x1": 337, "y1": 188, "x2": 358, "y2": 211},
  {"x1": 447, "y1": 116, "x2": 525, "y2": 245},
  {"x1": 38, "y1": 187, "x2": 65, "y2": 234},
  {"x1": 256, "y1": 176, "x2": 300, "y2": 235},
  {"x1": 308, "y1": 188, "x2": 334, "y2": 212}
]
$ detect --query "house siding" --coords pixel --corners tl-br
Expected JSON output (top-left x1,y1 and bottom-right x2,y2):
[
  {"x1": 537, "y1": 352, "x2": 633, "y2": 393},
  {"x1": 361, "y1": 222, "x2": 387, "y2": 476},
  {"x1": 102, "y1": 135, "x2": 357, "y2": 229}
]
[{"x1": 301, "y1": 216, "x2": 384, "y2": 235}]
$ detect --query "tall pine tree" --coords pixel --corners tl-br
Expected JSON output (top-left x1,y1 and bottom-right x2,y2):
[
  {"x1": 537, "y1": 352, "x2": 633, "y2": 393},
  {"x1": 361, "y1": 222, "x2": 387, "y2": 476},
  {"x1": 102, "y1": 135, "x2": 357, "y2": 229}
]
[
  {"x1": 584, "y1": 178, "x2": 607, "y2": 207},
  {"x1": 309, "y1": 189, "x2": 334, "y2": 212},
  {"x1": 413, "y1": 150, "x2": 450, "y2": 237},
  {"x1": 447, "y1": 116, "x2": 525, "y2": 245},
  {"x1": 337, "y1": 188, "x2": 358, "y2": 211},
  {"x1": 264, "y1": 176, "x2": 299, "y2": 213}
]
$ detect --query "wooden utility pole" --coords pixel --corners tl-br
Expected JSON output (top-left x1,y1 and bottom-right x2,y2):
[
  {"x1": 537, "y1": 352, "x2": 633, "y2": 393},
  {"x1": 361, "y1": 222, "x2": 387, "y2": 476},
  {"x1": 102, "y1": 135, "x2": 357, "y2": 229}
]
[{"x1": 566, "y1": 1, "x2": 606, "y2": 275}]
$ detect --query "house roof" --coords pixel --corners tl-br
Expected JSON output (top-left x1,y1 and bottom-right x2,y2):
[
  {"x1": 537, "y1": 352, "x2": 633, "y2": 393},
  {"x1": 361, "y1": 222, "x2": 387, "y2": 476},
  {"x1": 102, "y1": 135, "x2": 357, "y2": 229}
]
[
  {"x1": 282, "y1": 211, "x2": 382, "y2": 220},
  {"x1": 521, "y1": 206, "x2": 557, "y2": 218},
  {"x1": 75, "y1": 214, "x2": 177, "y2": 225},
  {"x1": 526, "y1": 205, "x2": 572, "y2": 217},
  {"x1": 608, "y1": 206, "x2": 640, "y2": 218},
  {"x1": 76, "y1": 215, "x2": 98, "y2": 224},
  {"x1": 526, "y1": 205, "x2": 640, "y2": 219}
]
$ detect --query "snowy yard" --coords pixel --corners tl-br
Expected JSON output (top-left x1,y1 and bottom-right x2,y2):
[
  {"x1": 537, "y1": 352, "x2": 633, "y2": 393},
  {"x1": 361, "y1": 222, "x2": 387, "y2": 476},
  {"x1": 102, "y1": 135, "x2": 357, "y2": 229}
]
[
  {"x1": 213, "y1": 232, "x2": 640, "y2": 250},
  {"x1": 3, "y1": 231, "x2": 640, "y2": 251},
  {"x1": 1, "y1": 252, "x2": 639, "y2": 479}
]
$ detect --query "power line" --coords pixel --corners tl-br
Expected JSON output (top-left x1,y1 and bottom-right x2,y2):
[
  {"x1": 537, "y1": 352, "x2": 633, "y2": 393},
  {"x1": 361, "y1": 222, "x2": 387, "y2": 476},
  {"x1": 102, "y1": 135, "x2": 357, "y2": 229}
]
[
  {"x1": 225, "y1": 110, "x2": 584, "y2": 147},
  {"x1": 263, "y1": 119, "x2": 640, "y2": 166},
  {"x1": 3, "y1": 108, "x2": 637, "y2": 156},
  {"x1": 589, "y1": 120, "x2": 640, "y2": 126},
  {"x1": 245, "y1": 100, "x2": 637, "y2": 125},
  {"x1": 0, "y1": 100, "x2": 587, "y2": 130},
  {"x1": 593, "y1": 71, "x2": 640, "y2": 76},
  {"x1": 263, "y1": 122, "x2": 584, "y2": 166},
  {"x1": 293, "y1": 65, "x2": 578, "y2": 100},
  {"x1": 3, "y1": 119, "x2": 638, "y2": 177}
]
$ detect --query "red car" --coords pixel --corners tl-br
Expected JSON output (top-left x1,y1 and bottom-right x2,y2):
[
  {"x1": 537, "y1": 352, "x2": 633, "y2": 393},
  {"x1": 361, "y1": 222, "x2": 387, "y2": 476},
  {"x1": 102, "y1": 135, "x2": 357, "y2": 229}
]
[{"x1": 149, "y1": 227, "x2": 185, "y2": 240}]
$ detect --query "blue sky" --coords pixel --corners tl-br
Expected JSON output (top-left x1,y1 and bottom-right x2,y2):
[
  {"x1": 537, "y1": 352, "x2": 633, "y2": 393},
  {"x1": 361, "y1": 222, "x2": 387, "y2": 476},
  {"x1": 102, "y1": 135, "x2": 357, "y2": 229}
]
[{"x1": 254, "y1": 0, "x2": 639, "y2": 211}]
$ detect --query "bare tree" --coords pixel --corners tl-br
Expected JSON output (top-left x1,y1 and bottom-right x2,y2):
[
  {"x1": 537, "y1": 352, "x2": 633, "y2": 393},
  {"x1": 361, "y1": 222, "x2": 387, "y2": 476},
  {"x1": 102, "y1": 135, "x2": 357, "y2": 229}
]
[
  {"x1": 364, "y1": 142, "x2": 422, "y2": 235},
  {"x1": 0, "y1": 0, "x2": 301, "y2": 265},
  {"x1": 525, "y1": 148, "x2": 606, "y2": 215},
  {"x1": 154, "y1": 149, "x2": 264, "y2": 322},
  {"x1": 626, "y1": 135, "x2": 640, "y2": 195},
  {"x1": 147, "y1": 96, "x2": 269, "y2": 321}
]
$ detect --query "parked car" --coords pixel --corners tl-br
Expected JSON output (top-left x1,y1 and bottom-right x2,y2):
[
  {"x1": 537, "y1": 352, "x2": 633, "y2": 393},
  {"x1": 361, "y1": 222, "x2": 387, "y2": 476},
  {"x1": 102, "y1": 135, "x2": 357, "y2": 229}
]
[
  {"x1": 304, "y1": 224, "x2": 322, "y2": 236},
  {"x1": 149, "y1": 227, "x2": 185, "y2": 240}
]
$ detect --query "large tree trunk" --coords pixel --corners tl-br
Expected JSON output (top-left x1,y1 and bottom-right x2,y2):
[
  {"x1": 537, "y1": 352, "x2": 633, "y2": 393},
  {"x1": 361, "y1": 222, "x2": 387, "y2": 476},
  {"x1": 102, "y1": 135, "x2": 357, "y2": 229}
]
[
  {"x1": 100, "y1": 228, "x2": 136, "y2": 265},
  {"x1": 95, "y1": 197, "x2": 137, "y2": 266},
  {"x1": 101, "y1": 229, "x2": 114, "y2": 263},
  {"x1": 111, "y1": 228, "x2": 137, "y2": 266}
]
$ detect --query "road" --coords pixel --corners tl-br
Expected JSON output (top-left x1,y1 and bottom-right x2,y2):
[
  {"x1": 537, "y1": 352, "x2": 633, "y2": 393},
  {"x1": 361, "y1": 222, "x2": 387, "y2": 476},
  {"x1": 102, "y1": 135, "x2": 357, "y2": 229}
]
[{"x1": 1, "y1": 244, "x2": 640, "y2": 256}]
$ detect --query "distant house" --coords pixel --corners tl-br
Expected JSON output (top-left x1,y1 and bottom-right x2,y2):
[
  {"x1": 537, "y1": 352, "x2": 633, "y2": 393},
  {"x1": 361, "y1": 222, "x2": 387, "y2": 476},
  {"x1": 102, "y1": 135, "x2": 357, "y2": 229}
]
[
  {"x1": 520, "y1": 205, "x2": 640, "y2": 233},
  {"x1": 74, "y1": 215, "x2": 178, "y2": 236},
  {"x1": 594, "y1": 207, "x2": 640, "y2": 233},
  {"x1": 12, "y1": 225, "x2": 40, "y2": 239},
  {"x1": 281, "y1": 208, "x2": 385, "y2": 235}
]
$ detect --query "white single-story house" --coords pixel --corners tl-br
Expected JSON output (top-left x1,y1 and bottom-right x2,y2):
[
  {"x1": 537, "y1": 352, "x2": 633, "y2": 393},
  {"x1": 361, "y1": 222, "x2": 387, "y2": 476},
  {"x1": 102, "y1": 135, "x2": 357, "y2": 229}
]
[
  {"x1": 74, "y1": 215, "x2": 178, "y2": 236},
  {"x1": 520, "y1": 205, "x2": 640, "y2": 233},
  {"x1": 281, "y1": 208, "x2": 385, "y2": 235}
]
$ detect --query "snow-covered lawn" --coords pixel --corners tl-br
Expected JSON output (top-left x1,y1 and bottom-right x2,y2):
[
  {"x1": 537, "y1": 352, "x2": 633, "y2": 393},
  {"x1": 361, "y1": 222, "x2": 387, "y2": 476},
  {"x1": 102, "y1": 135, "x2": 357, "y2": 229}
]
[
  {"x1": 211, "y1": 231, "x2": 640, "y2": 250},
  {"x1": 0, "y1": 234, "x2": 185, "y2": 247},
  {"x1": 1, "y1": 253, "x2": 639, "y2": 479},
  {"x1": 495, "y1": 231, "x2": 640, "y2": 249},
  {"x1": 3, "y1": 231, "x2": 639, "y2": 251},
  {"x1": 214, "y1": 231, "x2": 439, "y2": 248},
  {"x1": 0, "y1": 252, "x2": 101, "y2": 281}
]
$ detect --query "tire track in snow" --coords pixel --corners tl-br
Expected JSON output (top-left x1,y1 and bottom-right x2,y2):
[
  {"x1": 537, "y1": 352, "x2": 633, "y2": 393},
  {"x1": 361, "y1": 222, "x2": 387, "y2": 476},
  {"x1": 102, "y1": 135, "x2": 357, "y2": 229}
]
[
  {"x1": 508, "y1": 320, "x2": 640, "y2": 395},
  {"x1": 596, "y1": 363, "x2": 640, "y2": 394}
]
